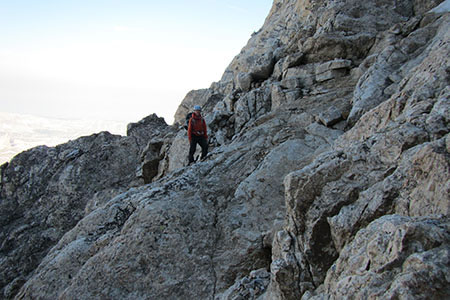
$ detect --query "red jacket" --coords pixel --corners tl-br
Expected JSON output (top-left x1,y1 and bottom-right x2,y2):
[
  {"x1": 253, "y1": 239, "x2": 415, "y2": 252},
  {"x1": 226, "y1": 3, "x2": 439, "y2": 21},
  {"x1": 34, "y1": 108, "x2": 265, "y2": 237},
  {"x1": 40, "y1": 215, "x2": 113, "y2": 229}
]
[{"x1": 188, "y1": 113, "x2": 208, "y2": 141}]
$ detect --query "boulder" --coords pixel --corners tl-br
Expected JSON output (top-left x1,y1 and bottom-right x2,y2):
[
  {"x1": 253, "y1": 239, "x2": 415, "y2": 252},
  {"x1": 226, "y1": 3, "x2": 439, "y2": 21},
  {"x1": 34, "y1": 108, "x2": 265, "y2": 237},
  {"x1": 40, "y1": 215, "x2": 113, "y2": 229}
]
[
  {"x1": 315, "y1": 59, "x2": 352, "y2": 82},
  {"x1": 236, "y1": 72, "x2": 253, "y2": 92},
  {"x1": 126, "y1": 113, "x2": 168, "y2": 149},
  {"x1": 318, "y1": 106, "x2": 343, "y2": 127}
]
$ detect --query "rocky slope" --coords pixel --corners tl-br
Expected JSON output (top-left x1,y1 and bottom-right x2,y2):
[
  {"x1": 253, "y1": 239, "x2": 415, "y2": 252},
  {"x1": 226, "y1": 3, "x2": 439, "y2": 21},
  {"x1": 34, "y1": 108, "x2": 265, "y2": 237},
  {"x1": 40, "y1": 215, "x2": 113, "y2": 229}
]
[{"x1": 1, "y1": 0, "x2": 449, "y2": 299}]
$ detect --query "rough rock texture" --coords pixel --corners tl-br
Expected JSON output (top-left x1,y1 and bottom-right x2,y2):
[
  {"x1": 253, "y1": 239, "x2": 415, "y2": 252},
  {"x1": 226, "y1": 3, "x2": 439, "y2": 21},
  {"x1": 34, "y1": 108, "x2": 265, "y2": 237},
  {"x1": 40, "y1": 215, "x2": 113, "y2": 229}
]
[
  {"x1": 1, "y1": 0, "x2": 449, "y2": 299},
  {"x1": 316, "y1": 215, "x2": 450, "y2": 299},
  {"x1": 126, "y1": 113, "x2": 169, "y2": 150},
  {"x1": 127, "y1": 114, "x2": 178, "y2": 183},
  {"x1": 0, "y1": 132, "x2": 142, "y2": 298}
]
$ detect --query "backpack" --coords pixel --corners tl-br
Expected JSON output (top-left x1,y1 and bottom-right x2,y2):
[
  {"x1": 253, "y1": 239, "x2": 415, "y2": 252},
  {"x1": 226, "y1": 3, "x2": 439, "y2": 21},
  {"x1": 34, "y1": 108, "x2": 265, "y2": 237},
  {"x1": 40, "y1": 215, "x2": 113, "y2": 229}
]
[{"x1": 184, "y1": 112, "x2": 193, "y2": 130}]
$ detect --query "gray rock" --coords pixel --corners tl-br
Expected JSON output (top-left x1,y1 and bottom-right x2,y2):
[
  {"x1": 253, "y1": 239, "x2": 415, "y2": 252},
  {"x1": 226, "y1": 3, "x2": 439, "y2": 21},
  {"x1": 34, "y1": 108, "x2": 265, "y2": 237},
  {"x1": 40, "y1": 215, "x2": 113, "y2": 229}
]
[
  {"x1": 280, "y1": 77, "x2": 302, "y2": 90},
  {"x1": 237, "y1": 72, "x2": 254, "y2": 92},
  {"x1": 315, "y1": 69, "x2": 348, "y2": 83},
  {"x1": 208, "y1": 110, "x2": 234, "y2": 146},
  {"x1": 250, "y1": 51, "x2": 276, "y2": 80},
  {"x1": 315, "y1": 59, "x2": 352, "y2": 82},
  {"x1": 315, "y1": 59, "x2": 352, "y2": 75},
  {"x1": 348, "y1": 9, "x2": 447, "y2": 125},
  {"x1": 2, "y1": 1, "x2": 449, "y2": 300},
  {"x1": 160, "y1": 130, "x2": 189, "y2": 173},
  {"x1": 281, "y1": 52, "x2": 305, "y2": 72},
  {"x1": 318, "y1": 106, "x2": 343, "y2": 127},
  {"x1": 271, "y1": 84, "x2": 287, "y2": 110},
  {"x1": 0, "y1": 132, "x2": 141, "y2": 298},
  {"x1": 139, "y1": 139, "x2": 164, "y2": 183},
  {"x1": 218, "y1": 268, "x2": 271, "y2": 300},
  {"x1": 126, "y1": 113, "x2": 168, "y2": 148},
  {"x1": 431, "y1": 0, "x2": 450, "y2": 14},
  {"x1": 323, "y1": 215, "x2": 450, "y2": 299},
  {"x1": 234, "y1": 87, "x2": 272, "y2": 133},
  {"x1": 284, "y1": 65, "x2": 315, "y2": 86}
]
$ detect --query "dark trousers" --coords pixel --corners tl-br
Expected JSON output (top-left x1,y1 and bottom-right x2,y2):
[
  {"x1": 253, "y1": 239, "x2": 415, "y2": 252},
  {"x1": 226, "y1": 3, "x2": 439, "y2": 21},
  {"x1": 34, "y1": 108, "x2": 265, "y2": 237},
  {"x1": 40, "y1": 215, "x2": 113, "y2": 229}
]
[{"x1": 189, "y1": 135, "x2": 208, "y2": 163}]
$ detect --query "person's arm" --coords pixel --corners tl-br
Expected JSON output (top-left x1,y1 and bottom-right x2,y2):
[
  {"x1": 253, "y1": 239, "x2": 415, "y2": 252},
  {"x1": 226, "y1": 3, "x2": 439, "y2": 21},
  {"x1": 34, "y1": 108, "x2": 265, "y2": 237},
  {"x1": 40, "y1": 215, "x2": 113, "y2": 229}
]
[{"x1": 187, "y1": 118, "x2": 193, "y2": 142}]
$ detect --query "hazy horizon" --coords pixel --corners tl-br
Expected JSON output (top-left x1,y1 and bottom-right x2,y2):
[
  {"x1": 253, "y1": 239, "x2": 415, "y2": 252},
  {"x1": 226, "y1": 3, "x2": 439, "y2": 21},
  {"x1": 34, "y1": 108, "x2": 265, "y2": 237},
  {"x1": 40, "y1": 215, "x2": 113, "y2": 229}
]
[
  {"x1": 0, "y1": 0, "x2": 273, "y2": 125},
  {"x1": 0, "y1": 111, "x2": 129, "y2": 164}
]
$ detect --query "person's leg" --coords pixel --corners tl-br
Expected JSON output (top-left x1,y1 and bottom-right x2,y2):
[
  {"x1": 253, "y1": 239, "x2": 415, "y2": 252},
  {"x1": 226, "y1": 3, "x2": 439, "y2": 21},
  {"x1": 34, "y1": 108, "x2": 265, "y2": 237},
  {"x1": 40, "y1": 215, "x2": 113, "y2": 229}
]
[
  {"x1": 200, "y1": 137, "x2": 208, "y2": 160},
  {"x1": 188, "y1": 138, "x2": 197, "y2": 163}
]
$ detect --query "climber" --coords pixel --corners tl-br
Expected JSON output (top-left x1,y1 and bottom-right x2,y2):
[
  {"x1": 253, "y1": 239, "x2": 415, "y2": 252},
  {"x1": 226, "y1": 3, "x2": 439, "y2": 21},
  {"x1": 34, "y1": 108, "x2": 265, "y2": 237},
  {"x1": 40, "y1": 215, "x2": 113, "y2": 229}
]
[{"x1": 187, "y1": 105, "x2": 208, "y2": 165}]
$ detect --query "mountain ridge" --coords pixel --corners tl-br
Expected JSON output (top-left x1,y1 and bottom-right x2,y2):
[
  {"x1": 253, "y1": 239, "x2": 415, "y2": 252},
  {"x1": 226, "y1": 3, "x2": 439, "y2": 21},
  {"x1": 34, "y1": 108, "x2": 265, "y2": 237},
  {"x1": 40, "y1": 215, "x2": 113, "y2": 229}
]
[{"x1": 1, "y1": 0, "x2": 449, "y2": 299}]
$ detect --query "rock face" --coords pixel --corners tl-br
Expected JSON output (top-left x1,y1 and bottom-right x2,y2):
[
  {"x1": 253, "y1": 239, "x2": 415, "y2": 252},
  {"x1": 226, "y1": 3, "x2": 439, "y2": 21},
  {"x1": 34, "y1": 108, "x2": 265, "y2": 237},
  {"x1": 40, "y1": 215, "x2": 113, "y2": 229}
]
[
  {"x1": 0, "y1": 132, "x2": 142, "y2": 298},
  {"x1": 1, "y1": 0, "x2": 449, "y2": 299}
]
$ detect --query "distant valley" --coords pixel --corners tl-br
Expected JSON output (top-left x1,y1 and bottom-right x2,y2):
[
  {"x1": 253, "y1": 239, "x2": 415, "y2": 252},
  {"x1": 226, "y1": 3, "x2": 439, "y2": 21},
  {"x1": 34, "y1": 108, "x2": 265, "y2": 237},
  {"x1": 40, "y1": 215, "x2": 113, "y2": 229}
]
[{"x1": 0, "y1": 112, "x2": 128, "y2": 164}]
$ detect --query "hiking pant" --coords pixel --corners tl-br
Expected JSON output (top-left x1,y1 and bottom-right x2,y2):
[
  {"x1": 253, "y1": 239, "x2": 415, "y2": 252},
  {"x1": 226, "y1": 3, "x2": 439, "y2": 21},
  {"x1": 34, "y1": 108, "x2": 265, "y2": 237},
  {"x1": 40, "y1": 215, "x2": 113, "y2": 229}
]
[{"x1": 189, "y1": 135, "x2": 208, "y2": 163}]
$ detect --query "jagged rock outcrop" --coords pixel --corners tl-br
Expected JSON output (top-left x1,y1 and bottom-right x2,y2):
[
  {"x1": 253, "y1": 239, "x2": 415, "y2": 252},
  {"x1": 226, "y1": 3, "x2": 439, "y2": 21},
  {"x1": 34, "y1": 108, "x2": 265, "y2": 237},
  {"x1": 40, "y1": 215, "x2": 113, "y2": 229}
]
[
  {"x1": 316, "y1": 215, "x2": 449, "y2": 299},
  {"x1": 126, "y1": 114, "x2": 178, "y2": 183},
  {"x1": 0, "y1": 132, "x2": 142, "y2": 298},
  {"x1": 1, "y1": 0, "x2": 449, "y2": 299},
  {"x1": 126, "y1": 113, "x2": 169, "y2": 149}
]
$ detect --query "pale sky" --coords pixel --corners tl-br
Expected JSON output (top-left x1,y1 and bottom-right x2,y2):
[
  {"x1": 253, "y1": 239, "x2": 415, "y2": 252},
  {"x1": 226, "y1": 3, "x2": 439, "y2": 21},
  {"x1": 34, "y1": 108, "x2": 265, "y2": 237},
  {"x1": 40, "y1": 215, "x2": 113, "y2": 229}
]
[{"x1": 0, "y1": 0, "x2": 273, "y2": 124}]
